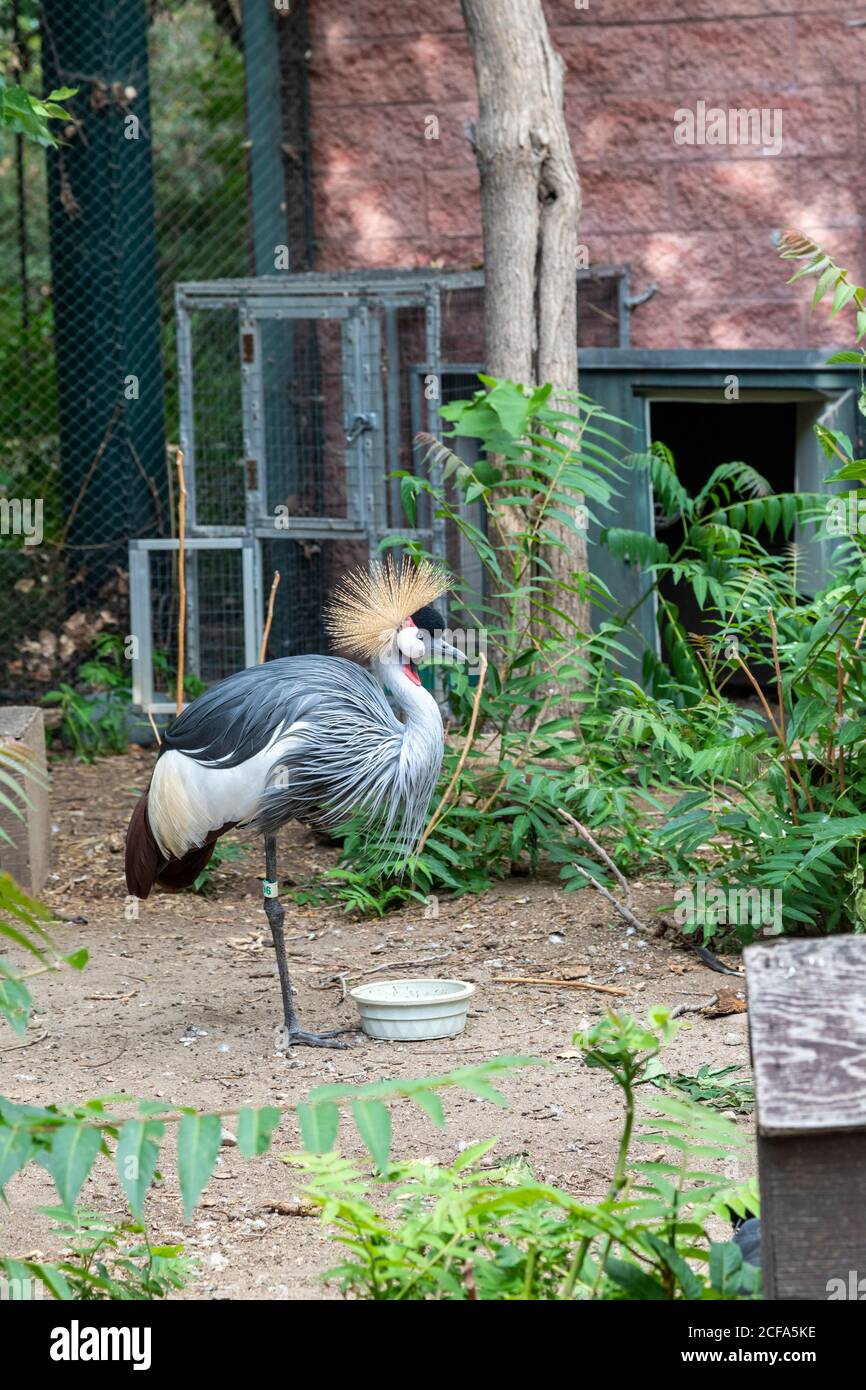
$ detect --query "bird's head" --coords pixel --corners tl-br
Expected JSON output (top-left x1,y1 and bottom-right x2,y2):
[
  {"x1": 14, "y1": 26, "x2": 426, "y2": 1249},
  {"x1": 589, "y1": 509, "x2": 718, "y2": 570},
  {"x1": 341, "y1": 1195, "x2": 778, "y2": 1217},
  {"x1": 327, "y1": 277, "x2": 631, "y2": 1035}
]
[
  {"x1": 325, "y1": 558, "x2": 467, "y2": 686},
  {"x1": 395, "y1": 604, "x2": 467, "y2": 686}
]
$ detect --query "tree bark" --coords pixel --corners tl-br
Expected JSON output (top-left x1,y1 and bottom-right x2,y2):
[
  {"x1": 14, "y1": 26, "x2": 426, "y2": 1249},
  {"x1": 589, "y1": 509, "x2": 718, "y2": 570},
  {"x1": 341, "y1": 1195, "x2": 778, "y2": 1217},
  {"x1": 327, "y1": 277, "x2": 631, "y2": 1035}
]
[{"x1": 461, "y1": 0, "x2": 588, "y2": 640}]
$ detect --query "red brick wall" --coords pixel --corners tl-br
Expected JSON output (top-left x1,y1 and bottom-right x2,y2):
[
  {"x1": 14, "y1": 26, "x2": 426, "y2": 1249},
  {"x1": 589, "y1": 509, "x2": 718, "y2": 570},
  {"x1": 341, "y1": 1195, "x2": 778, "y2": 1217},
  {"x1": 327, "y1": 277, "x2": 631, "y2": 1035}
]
[{"x1": 307, "y1": 0, "x2": 866, "y2": 350}]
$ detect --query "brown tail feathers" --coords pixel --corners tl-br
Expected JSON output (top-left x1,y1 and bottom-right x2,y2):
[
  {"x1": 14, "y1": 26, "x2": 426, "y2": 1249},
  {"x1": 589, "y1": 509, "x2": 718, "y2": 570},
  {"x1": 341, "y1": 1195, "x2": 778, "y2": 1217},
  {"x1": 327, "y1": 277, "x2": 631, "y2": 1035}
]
[
  {"x1": 124, "y1": 790, "x2": 234, "y2": 898},
  {"x1": 125, "y1": 791, "x2": 164, "y2": 898}
]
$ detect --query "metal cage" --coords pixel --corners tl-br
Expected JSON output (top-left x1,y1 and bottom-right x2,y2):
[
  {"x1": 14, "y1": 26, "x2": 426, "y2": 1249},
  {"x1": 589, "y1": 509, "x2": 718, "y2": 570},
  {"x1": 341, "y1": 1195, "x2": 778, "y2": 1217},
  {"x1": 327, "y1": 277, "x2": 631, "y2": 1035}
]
[{"x1": 129, "y1": 266, "x2": 629, "y2": 711}]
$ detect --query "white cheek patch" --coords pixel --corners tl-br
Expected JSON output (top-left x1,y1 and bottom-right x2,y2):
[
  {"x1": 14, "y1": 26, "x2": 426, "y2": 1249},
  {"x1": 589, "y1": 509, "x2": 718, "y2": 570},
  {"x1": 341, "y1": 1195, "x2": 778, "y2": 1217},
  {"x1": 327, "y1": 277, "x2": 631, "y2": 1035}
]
[{"x1": 397, "y1": 628, "x2": 425, "y2": 662}]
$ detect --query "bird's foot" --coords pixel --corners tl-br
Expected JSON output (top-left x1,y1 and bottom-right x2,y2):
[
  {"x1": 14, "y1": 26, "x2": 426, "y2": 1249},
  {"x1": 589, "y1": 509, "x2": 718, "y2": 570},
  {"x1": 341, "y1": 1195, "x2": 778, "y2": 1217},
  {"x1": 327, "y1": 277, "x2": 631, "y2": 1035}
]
[{"x1": 276, "y1": 1024, "x2": 358, "y2": 1050}]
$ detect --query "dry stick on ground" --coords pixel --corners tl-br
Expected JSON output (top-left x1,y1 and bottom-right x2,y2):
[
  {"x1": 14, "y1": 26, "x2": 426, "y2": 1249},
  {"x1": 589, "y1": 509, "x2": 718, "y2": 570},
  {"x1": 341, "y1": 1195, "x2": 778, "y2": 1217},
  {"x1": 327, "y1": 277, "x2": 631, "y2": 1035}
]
[
  {"x1": 0, "y1": 1031, "x2": 49, "y2": 1053},
  {"x1": 496, "y1": 975, "x2": 627, "y2": 997},
  {"x1": 569, "y1": 861, "x2": 649, "y2": 934},
  {"x1": 175, "y1": 449, "x2": 187, "y2": 717},
  {"x1": 259, "y1": 570, "x2": 281, "y2": 664},
  {"x1": 415, "y1": 653, "x2": 489, "y2": 858},
  {"x1": 670, "y1": 995, "x2": 719, "y2": 1020},
  {"x1": 557, "y1": 806, "x2": 632, "y2": 906},
  {"x1": 657, "y1": 915, "x2": 745, "y2": 976}
]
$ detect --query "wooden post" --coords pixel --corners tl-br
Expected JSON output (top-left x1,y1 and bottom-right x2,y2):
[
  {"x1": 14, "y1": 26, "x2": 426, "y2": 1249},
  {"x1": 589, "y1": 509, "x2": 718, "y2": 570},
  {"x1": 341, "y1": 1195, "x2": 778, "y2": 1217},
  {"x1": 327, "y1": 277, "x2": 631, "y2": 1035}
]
[{"x1": 744, "y1": 935, "x2": 866, "y2": 1300}]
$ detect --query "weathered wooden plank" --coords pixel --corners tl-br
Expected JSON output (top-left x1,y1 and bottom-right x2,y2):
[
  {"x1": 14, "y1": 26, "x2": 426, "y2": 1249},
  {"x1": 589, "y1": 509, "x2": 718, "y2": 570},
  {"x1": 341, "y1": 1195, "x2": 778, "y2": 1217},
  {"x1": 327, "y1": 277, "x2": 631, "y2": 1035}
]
[
  {"x1": 745, "y1": 936, "x2": 866, "y2": 1136},
  {"x1": 0, "y1": 707, "x2": 50, "y2": 894},
  {"x1": 759, "y1": 1131, "x2": 866, "y2": 1300}
]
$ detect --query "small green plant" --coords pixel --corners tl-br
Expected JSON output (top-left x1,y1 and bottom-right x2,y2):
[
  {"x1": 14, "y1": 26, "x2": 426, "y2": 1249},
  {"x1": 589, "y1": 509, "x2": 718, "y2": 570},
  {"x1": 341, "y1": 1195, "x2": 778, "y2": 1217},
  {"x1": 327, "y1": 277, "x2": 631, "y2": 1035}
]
[
  {"x1": 42, "y1": 637, "x2": 206, "y2": 761},
  {"x1": 0, "y1": 1059, "x2": 536, "y2": 1298},
  {"x1": 653, "y1": 1063, "x2": 754, "y2": 1115},
  {"x1": 601, "y1": 237, "x2": 866, "y2": 942},
  {"x1": 153, "y1": 649, "x2": 206, "y2": 704},
  {"x1": 0, "y1": 871, "x2": 88, "y2": 1035},
  {"x1": 299, "y1": 372, "x2": 846, "y2": 937},
  {"x1": 288, "y1": 1009, "x2": 760, "y2": 1301},
  {"x1": 0, "y1": 750, "x2": 87, "y2": 1034},
  {"x1": 27, "y1": 1209, "x2": 195, "y2": 1301},
  {"x1": 43, "y1": 633, "x2": 133, "y2": 760}
]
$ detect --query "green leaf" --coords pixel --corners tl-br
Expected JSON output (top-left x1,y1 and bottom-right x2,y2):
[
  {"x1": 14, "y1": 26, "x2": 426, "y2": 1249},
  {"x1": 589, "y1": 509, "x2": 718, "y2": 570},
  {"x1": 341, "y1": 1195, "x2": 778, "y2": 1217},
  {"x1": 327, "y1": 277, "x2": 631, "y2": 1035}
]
[
  {"x1": 645, "y1": 1234, "x2": 704, "y2": 1299},
  {"x1": 452, "y1": 1138, "x2": 498, "y2": 1171},
  {"x1": 297, "y1": 1100, "x2": 340, "y2": 1154},
  {"x1": 350, "y1": 1098, "x2": 392, "y2": 1173},
  {"x1": 605, "y1": 1256, "x2": 668, "y2": 1299},
  {"x1": 812, "y1": 265, "x2": 838, "y2": 309},
  {"x1": 831, "y1": 280, "x2": 857, "y2": 317},
  {"x1": 176, "y1": 1112, "x2": 222, "y2": 1221},
  {"x1": 116, "y1": 1119, "x2": 161, "y2": 1218},
  {"x1": 486, "y1": 382, "x2": 531, "y2": 438},
  {"x1": 452, "y1": 1077, "x2": 509, "y2": 1107},
  {"x1": 0, "y1": 1123, "x2": 34, "y2": 1192},
  {"x1": 601, "y1": 528, "x2": 670, "y2": 568},
  {"x1": 0, "y1": 972, "x2": 32, "y2": 1035},
  {"x1": 410, "y1": 1089, "x2": 445, "y2": 1127},
  {"x1": 237, "y1": 1105, "x2": 282, "y2": 1158},
  {"x1": 709, "y1": 1240, "x2": 744, "y2": 1295},
  {"x1": 37, "y1": 1262, "x2": 75, "y2": 1300},
  {"x1": 400, "y1": 474, "x2": 419, "y2": 527},
  {"x1": 37, "y1": 1122, "x2": 103, "y2": 1209}
]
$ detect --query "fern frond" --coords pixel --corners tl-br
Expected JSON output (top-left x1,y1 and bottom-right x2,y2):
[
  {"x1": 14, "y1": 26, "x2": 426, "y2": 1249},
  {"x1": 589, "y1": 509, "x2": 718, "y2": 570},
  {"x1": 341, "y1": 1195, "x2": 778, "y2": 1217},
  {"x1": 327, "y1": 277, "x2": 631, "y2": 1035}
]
[
  {"x1": 695, "y1": 462, "x2": 770, "y2": 512},
  {"x1": 601, "y1": 528, "x2": 670, "y2": 568},
  {"x1": 414, "y1": 432, "x2": 470, "y2": 485}
]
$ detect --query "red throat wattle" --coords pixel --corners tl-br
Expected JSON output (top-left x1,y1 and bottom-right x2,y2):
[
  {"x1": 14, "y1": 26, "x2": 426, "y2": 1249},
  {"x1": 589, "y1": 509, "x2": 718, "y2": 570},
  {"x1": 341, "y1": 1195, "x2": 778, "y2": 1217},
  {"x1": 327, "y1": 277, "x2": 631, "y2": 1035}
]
[{"x1": 401, "y1": 616, "x2": 421, "y2": 684}]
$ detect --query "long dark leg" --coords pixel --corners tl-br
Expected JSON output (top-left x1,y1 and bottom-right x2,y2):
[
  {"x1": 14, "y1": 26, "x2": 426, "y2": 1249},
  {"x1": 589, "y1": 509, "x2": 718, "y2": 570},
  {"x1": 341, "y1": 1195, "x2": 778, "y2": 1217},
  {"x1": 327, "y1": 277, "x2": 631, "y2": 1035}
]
[{"x1": 263, "y1": 834, "x2": 355, "y2": 1049}]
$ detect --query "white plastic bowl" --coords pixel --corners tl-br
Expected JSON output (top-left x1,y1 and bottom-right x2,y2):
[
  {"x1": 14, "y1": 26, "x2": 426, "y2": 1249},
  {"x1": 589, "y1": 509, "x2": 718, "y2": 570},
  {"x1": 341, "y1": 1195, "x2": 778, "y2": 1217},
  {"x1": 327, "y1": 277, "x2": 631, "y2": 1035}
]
[{"x1": 349, "y1": 977, "x2": 476, "y2": 1041}]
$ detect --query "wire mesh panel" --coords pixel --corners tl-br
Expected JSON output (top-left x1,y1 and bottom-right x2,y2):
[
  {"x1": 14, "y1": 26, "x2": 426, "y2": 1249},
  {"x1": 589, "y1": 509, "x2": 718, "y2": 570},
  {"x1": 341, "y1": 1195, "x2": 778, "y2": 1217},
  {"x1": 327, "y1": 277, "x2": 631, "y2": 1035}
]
[
  {"x1": 187, "y1": 306, "x2": 246, "y2": 528},
  {"x1": 259, "y1": 314, "x2": 345, "y2": 523},
  {"x1": 372, "y1": 299, "x2": 430, "y2": 534},
  {"x1": 194, "y1": 547, "x2": 249, "y2": 681},
  {"x1": 441, "y1": 284, "x2": 486, "y2": 364},
  {"x1": 258, "y1": 536, "x2": 369, "y2": 661},
  {"x1": 0, "y1": 1, "x2": 284, "y2": 702},
  {"x1": 580, "y1": 270, "x2": 627, "y2": 349},
  {"x1": 129, "y1": 538, "x2": 256, "y2": 714}
]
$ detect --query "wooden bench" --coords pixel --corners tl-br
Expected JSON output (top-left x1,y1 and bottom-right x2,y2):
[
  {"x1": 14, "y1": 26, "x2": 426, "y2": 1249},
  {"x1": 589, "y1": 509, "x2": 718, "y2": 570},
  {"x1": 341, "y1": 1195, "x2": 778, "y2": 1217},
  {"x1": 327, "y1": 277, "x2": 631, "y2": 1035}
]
[{"x1": 745, "y1": 935, "x2": 866, "y2": 1300}]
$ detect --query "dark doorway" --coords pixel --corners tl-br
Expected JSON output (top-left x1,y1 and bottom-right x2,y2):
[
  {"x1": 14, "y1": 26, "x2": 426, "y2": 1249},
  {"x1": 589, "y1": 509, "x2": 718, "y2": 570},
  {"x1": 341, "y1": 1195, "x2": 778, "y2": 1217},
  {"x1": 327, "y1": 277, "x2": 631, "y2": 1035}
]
[{"x1": 649, "y1": 399, "x2": 798, "y2": 692}]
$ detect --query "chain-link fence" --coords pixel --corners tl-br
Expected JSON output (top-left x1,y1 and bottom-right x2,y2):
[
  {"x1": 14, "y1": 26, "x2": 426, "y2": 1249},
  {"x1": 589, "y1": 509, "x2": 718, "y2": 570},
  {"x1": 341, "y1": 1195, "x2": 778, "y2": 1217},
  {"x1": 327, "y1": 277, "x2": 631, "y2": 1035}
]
[
  {"x1": 0, "y1": 0, "x2": 625, "y2": 713},
  {"x1": 0, "y1": 0, "x2": 289, "y2": 702}
]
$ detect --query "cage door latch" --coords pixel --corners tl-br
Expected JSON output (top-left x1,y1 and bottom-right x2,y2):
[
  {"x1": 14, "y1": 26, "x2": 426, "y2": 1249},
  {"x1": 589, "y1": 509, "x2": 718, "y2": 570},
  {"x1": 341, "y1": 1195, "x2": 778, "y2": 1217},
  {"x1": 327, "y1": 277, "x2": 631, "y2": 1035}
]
[{"x1": 345, "y1": 412, "x2": 377, "y2": 446}]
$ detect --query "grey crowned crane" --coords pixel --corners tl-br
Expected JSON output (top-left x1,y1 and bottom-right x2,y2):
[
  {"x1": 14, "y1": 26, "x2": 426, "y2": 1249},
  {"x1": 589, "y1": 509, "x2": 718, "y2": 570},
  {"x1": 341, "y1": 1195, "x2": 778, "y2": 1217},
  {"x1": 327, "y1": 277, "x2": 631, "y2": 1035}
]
[{"x1": 124, "y1": 558, "x2": 465, "y2": 1048}]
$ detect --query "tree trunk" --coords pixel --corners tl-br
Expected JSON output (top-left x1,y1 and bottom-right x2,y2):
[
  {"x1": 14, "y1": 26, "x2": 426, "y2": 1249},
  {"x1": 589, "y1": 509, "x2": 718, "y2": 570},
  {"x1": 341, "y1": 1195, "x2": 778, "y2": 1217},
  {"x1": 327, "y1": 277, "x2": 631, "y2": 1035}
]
[{"x1": 461, "y1": 0, "x2": 588, "y2": 640}]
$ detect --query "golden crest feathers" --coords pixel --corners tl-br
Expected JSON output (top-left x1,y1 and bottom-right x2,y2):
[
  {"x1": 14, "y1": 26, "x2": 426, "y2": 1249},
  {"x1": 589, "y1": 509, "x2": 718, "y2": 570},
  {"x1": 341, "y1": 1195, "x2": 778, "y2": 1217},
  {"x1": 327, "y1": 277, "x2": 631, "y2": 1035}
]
[{"x1": 325, "y1": 557, "x2": 451, "y2": 661}]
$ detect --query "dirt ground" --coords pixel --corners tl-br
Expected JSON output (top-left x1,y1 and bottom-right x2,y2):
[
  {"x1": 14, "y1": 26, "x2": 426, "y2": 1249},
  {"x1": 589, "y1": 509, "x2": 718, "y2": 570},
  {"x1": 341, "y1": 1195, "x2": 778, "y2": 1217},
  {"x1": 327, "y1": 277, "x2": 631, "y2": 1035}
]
[{"x1": 2, "y1": 749, "x2": 753, "y2": 1299}]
